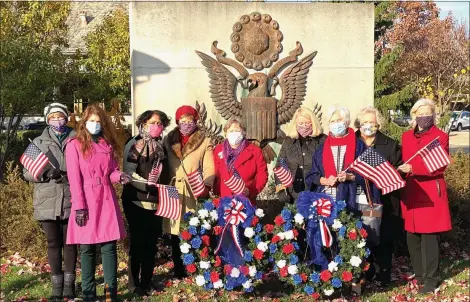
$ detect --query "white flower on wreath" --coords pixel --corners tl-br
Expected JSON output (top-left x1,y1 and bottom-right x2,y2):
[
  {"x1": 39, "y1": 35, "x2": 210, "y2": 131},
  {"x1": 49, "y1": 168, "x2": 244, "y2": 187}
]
[
  {"x1": 210, "y1": 210, "x2": 218, "y2": 221},
  {"x1": 332, "y1": 219, "x2": 343, "y2": 230},
  {"x1": 189, "y1": 217, "x2": 200, "y2": 226},
  {"x1": 357, "y1": 239, "x2": 366, "y2": 248},
  {"x1": 255, "y1": 208, "x2": 265, "y2": 218},
  {"x1": 285, "y1": 230, "x2": 295, "y2": 240},
  {"x1": 277, "y1": 260, "x2": 286, "y2": 269},
  {"x1": 328, "y1": 261, "x2": 339, "y2": 272},
  {"x1": 202, "y1": 220, "x2": 211, "y2": 230},
  {"x1": 294, "y1": 213, "x2": 304, "y2": 225},
  {"x1": 213, "y1": 280, "x2": 224, "y2": 289},
  {"x1": 195, "y1": 275, "x2": 206, "y2": 286},
  {"x1": 180, "y1": 243, "x2": 191, "y2": 254},
  {"x1": 198, "y1": 209, "x2": 209, "y2": 219},
  {"x1": 288, "y1": 265, "x2": 298, "y2": 275},
  {"x1": 244, "y1": 227, "x2": 255, "y2": 238},
  {"x1": 199, "y1": 261, "x2": 210, "y2": 269},
  {"x1": 277, "y1": 232, "x2": 286, "y2": 240},
  {"x1": 249, "y1": 266, "x2": 257, "y2": 277},
  {"x1": 231, "y1": 267, "x2": 240, "y2": 278},
  {"x1": 324, "y1": 288, "x2": 334, "y2": 296},
  {"x1": 257, "y1": 242, "x2": 268, "y2": 252},
  {"x1": 242, "y1": 279, "x2": 253, "y2": 289},
  {"x1": 350, "y1": 256, "x2": 362, "y2": 267}
]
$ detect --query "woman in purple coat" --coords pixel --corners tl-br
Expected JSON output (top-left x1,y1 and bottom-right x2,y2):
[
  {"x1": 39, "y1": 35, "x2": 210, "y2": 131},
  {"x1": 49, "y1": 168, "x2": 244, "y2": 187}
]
[{"x1": 66, "y1": 105, "x2": 131, "y2": 301}]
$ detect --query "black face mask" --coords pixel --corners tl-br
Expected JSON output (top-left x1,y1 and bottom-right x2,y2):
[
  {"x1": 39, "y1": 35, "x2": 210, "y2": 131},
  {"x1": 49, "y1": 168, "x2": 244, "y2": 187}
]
[{"x1": 416, "y1": 115, "x2": 434, "y2": 129}]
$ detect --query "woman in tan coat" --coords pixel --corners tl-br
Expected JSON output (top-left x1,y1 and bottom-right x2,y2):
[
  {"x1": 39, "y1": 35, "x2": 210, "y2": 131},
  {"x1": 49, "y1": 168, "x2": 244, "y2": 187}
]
[{"x1": 163, "y1": 105, "x2": 215, "y2": 278}]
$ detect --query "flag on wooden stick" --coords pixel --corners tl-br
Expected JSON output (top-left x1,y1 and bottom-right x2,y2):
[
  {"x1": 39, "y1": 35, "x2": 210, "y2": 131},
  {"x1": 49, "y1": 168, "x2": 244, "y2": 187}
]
[
  {"x1": 224, "y1": 169, "x2": 245, "y2": 195},
  {"x1": 273, "y1": 158, "x2": 294, "y2": 187},
  {"x1": 187, "y1": 166, "x2": 205, "y2": 198},
  {"x1": 155, "y1": 184, "x2": 181, "y2": 220},
  {"x1": 417, "y1": 139, "x2": 450, "y2": 173},
  {"x1": 148, "y1": 160, "x2": 163, "y2": 186},
  {"x1": 20, "y1": 142, "x2": 50, "y2": 180}
]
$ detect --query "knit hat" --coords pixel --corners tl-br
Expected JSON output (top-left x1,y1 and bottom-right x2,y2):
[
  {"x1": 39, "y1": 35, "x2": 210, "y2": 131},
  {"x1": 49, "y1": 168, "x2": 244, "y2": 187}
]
[
  {"x1": 44, "y1": 103, "x2": 69, "y2": 123},
  {"x1": 175, "y1": 105, "x2": 198, "y2": 123}
]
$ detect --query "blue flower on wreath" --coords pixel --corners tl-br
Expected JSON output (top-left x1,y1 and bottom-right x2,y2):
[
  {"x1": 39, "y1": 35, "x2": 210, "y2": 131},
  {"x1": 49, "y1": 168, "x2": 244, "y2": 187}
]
[
  {"x1": 204, "y1": 271, "x2": 211, "y2": 281},
  {"x1": 281, "y1": 209, "x2": 292, "y2": 220},
  {"x1": 188, "y1": 226, "x2": 197, "y2": 236},
  {"x1": 244, "y1": 251, "x2": 253, "y2": 262},
  {"x1": 225, "y1": 277, "x2": 236, "y2": 291},
  {"x1": 334, "y1": 255, "x2": 343, "y2": 265},
  {"x1": 356, "y1": 221, "x2": 363, "y2": 229},
  {"x1": 365, "y1": 247, "x2": 371, "y2": 257},
  {"x1": 269, "y1": 256, "x2": 274, "y2": 263},
  {"x1": 332, "y1": 277, "x2": 342, "y2": 288},
  {"x1": 283, "y1": 222, "x2": 293, "y2": 232},
  {"x1": 336, "y1": 200, "x2": 347, "y2": 212},
  {"x1": 199, "y1": 228, "x2": 206, "y2": 235},
  {"x1": 183, "y1": 254, "x2": 194, "y2": 265},
  {"x1": 304, "y1": 285, "x2": 315, "y2": 295},
  {"x1": 204, "y1": 283, "x2": 213, "y2": 290},
  {"x1": 269, "y1": 243, "x2": 277, "y2": 254},
  {"x1": 255, "y1": 223, "x2": 262, "y2": 233},
  {"x1": 183, "y1": 212, "x2": 193, "y2": 222},
  {"x1": 191, "y1": 237, "x2": 202, "y2": 249},
  {"x1": 293, "y1": 242, "x2": 300, "y2": 251},
  {"x1": 339, "y1": 226, "x2": 346, "y2": 238},
  {"x1": 293, "y1": 274, "x2": 302, "y2": 285},
  {"x1": 239, "y1": 275, "x2": 248, "y2": 284},
  {"x1": 310, "y1": 272, "x2": 320, "y2": 284},
  {"x1": 255, "y1": 271, "x2": 263, "y2": 280},
  {"x1": 290, "y1": 254, "x2": 299, "y2": 265},
  {"x1": 204, "y1": 201, "x2": 215, "y2": 211},
  {"x1": 245, "y1": 286, "x2": 254, "y2": 293},
  {"x1": 254, "y1": 235, "x2": 262, "y2": 245}
]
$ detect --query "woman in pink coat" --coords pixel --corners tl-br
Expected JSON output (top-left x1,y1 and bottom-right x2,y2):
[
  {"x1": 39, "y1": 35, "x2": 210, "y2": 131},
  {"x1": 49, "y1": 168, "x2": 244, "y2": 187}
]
[{"x1": 66, "y1": 105, "x2": 131, "y2": 302}]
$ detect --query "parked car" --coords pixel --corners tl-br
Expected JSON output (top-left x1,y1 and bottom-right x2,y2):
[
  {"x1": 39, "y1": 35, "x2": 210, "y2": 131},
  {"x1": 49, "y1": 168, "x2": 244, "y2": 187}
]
[
  {"x1": 393, "y1": 115, "x2": 412, "y2": 127},
  {"x1": 23, "y1": 121, "x2": 47, "y2": 131},
  {"x1": 448, "y1": 111, "x2": 470, "y2": 132}
]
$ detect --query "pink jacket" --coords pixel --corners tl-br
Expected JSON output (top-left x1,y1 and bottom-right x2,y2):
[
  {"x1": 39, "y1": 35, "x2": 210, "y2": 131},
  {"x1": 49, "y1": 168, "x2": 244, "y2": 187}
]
[{"x1": 66, "y1": 138, "x2": 126, "y2": 244}]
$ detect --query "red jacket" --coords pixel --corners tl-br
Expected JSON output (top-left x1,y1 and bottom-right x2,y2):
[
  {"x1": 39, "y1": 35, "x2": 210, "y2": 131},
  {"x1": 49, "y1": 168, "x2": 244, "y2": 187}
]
[
  {"x1": 213, "y1": 142, "x2": 268, "y2": 205},
  {"x1": 400, "y1": 126, "x2": 452, "y2": 233}
]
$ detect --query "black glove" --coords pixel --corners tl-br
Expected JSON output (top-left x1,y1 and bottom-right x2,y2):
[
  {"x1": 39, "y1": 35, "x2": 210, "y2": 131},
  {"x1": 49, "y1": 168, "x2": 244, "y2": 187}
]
[
  {"x1": 75, "y1": 209, "x2": 89, "y2": 227},
  {"x1": 146, "y1": 184, "x2": 158, "y2": 194},
  {"x1": 120, "y1": 173, "x2": 132, "y2": 185},
  {"x1": 55, "y1": 173, "x2": 68, "y2": 184},
  {"x1": 44, "y1": 168, "x2": 61, "y2": 180}
]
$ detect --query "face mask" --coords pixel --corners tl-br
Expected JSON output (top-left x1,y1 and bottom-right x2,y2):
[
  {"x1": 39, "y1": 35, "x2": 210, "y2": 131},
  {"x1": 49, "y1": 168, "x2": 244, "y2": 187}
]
[
  {"x1": 179, "y1": 121, "x2": 196, "y2": 136},
  {"x1": 227, "y1": 131, "x2": 244, "y2": 146},
  {"x1": 296, "y1": 124, "x2": 313, "y2": 138},
  {"x1": 86, "y1": 121, "x2": 101, "y2": 135},
  {"x1": 416, "y1": 115, "x2": 434, "y2": 129},
  {"x1": 148, "y1": 124, "x2": 163, "y2": 138},
  {"x1": 49, "y1": 118, "x2": 67, "y2": 133},
  {"x1": 360, "y1": 123, "x2": 377, "y2": 137},
  {"x1": 329, "y1": 122, "x2": 347, "y2": 137}
]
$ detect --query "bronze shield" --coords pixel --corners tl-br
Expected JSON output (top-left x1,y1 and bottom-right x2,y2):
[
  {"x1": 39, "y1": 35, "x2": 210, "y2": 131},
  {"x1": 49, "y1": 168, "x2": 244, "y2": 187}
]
[{"x1": 241, "y1": 97, "x2": 277, "y2": 142}]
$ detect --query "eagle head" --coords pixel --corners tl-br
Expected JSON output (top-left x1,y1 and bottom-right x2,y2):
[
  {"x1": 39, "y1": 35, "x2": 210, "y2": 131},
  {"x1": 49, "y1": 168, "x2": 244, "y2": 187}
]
[{"x1": 247, "y1": 73, "x2": 268, "y2": 91}]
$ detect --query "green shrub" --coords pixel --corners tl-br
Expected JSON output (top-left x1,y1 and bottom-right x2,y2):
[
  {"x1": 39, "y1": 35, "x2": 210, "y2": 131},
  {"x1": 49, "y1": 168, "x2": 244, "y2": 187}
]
[{"x1": 381, "y1": 121, "x2": 410, "y2": 142}]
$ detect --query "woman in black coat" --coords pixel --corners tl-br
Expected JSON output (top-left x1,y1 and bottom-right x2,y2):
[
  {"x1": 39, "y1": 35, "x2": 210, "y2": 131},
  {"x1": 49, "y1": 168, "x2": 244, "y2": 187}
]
[
  {"x1": 354, "y1": 106, "x2": 403, "y2": 286},
  {"x1": 275, "y1": 107, "x2": 326, "y2": 204}
]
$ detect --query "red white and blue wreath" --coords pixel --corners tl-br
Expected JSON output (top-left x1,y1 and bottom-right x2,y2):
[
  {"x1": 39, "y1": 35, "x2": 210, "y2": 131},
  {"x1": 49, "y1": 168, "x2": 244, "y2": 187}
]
[
  {"x1": 255, "y1": 192, "x2": 370, "y2": 299},
  {"x1": 180, "y1": 195, "x2": 266, "y2": 292}
]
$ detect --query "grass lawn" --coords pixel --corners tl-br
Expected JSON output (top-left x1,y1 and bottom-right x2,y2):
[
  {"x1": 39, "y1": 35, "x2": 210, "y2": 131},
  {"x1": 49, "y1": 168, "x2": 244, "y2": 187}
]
[{"x1": 1, "y1": 249, "x2": 469, "y2": 302}]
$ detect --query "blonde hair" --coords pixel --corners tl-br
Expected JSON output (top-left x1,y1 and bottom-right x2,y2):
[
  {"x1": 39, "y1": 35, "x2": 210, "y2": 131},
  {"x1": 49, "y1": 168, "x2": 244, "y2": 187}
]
[
  {"x1": 223, "y1": 118, "x2": 247, "y2": 134},
  {"x1": 354, "y1": 106, "x2": 385, "y2": 129},
  {"x1": 284, "y1": 107, "x2": 323, "y2": 139},
  {"x1": 327, "y1": 104, "x2": 351, "y2": 126},
  {"x1": 410, "y1": 98, "x2": 436, "y2": 127}
]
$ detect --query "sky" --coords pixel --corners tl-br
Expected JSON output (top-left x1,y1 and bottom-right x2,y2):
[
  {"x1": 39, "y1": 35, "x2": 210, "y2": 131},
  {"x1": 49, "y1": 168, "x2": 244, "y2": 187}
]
[{"x1": 436, "y1": 1, "x2": 469, "y2": 23}]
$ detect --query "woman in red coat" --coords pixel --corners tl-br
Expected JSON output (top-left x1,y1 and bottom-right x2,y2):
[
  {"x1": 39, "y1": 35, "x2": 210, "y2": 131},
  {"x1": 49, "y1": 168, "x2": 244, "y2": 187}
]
[
  {"x1": 398, "y1": 98, "x2": 451, "y2": 294},
  {"x1": 213, "y1": 118, "x2": 268, "y2": 205}
]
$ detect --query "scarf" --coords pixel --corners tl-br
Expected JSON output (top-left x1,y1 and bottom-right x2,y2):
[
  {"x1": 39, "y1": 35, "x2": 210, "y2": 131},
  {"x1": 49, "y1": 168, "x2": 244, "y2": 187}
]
[
  {"x1": 180, "y1": 133, "x2": 191, "y2": 147},
  {"x1": 322, "y1": 128, "x2": 356, "y2": 177},
  {"x1": 91, "y1": 133, "x2": 102, "y2": 143},
  {"x1": 128, "y1": 127, "x2": 164, "y2": 164},
  {"x1": 223, "y1": 138, "x2": 248, "y2": 173}
]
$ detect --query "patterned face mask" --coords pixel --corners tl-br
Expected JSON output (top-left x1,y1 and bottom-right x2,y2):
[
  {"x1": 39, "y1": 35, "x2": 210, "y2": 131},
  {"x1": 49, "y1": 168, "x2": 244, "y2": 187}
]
[
  {"x1": 179, "y1": 121, "x2": 196, "y2": 136},
  {"x1": 360, "y1": 123, "x2": 377, "y2": 137},
  {"x1": 49, "y1": 118, "x2": 67, "y2": 132},
  {"x1": 297, "y1": 124, "x2": 313, "y2": 137},
  {"x1": 416, "y1": 115, "x2": 434, "y2": 129}
]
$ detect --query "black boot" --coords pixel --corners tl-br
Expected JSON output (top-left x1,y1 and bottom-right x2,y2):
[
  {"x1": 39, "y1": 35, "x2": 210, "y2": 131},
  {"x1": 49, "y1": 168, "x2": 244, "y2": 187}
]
[
  {"x1": 63, "y1": 272, "x2": 76, "y2": 299},
  {"x1": 105, "y1": 284, "x2": 118, "y2": 302},
  {"x1": 51, "y1": 274, "x2": 64, "y2": 300}
]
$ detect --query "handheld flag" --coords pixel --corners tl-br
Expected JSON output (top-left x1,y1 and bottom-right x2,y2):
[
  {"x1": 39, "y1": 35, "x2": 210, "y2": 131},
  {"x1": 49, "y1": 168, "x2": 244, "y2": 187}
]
[
  {"x1": 148, "y1": 160, "x2": 163, "y2": 186},
  {"x1": 187, "y1": 166, "x2": 205, "y2": 198},
  {"x1": 224, "y1": 169, "x2": 246, "y2": 195},
  {"x1": 273, "y1": 158, "x2": 294, "y2": 187},
  {"x1": 155, "y1": 184, "x2": 181, "y2": 220},
  {"x1": 20, "y1": 143, "x2": 50, "y2": 180},
  {"x1": 417, "y1": 139, "x2": 450, "y2": 173}
]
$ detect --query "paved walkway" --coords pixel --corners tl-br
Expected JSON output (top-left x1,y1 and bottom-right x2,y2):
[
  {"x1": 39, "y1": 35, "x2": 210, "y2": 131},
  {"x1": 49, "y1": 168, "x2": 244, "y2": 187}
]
[{"x1": 449, "y1": 130, "x2": 469, "y2": 153}]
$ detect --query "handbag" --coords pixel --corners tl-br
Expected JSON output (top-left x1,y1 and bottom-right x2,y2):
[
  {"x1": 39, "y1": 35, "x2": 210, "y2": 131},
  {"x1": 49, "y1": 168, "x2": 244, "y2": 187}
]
[{"x1": 359, "y1": 180, "x2": 383, "y2": 246}]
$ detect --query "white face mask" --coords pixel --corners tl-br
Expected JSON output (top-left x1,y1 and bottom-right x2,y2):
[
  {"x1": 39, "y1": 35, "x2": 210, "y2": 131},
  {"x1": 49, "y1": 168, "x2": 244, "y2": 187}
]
[
  {"x1": 86, "y1": 121, "x2": 101, "y2": 135},
  {"x1": 227, "y1": 131, "x2": 244, "y2": 146}
]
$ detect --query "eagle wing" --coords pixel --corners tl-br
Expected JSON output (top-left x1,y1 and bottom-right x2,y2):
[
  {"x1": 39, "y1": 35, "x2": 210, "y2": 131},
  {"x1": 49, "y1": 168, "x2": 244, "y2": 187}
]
[
  {"x1": 195, "y1": 51, "x2": 242, "y2": 120},
  {"x1": 277, "y1": 51, "x2": 317, "y2": 125}
]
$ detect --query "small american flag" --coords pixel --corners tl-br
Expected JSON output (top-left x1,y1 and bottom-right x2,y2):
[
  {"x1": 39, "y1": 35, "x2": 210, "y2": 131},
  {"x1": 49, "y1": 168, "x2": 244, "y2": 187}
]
[
  {"x1": 155, "y1": 185, "x2": 181, "y2": 220},
  {"x1": 20, "y1": 143, "x2": 50, "y2": 180},
  {"x1": 349, "y1": 148, "x2": 405, "y2": 195},
  {"x1": 187, "y1": 166, "x2": 205, "y2": 198},
  {"x1": 273, "y1": 158, "x2": 294, "y2": 187},
  {"x1": 148, "y1": 160, "x2": 162, "y2": 186},
  {"x1": 224, "y1": 169, "x2": 246, "y2": 195},
  {"x1": 417, "y1": 139, "x2": 450, "y2": 173}
]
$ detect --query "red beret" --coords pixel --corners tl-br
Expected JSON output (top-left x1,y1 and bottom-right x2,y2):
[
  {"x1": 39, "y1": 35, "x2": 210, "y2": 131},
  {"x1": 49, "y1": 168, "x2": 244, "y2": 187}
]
[{"x1": 175, "y1": 105, "x2": 198, "y2": 123}]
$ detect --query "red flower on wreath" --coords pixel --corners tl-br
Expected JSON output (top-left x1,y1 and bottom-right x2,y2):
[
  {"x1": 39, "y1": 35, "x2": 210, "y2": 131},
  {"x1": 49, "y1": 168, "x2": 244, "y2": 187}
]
[
  {"x1": 293, "y1": 229, "x2": 299, "y2": 238},
  {"x1": 312, "y1": 292, "x2": 320, "y2": 300},
  {"x1": 186, "y1": 264, "x2": 196, "y2": 273},
  {"x1": 240, "y1": 265, "x2": 249, "y2": 276},
  {"x1": 363, "y1": 262, "x2": 370, "y2": 272},
  {"x1": 200, "y1": 247, "x2": 209, "y2": 259},
  {"x1": 342, "y1": 271, "x2": 353, "y2": 282},
  {"x1": 271, "y1": 235, "x2": 281, "y2": 244},
  {"x1": 280, "y1": 267, "x2": 288, "y2": 277},
  {"x1": 213, "y1": 198, "x2": 220, "y2": 208},
  {"x1": 201, "y1": 235, "x2": 210, "y2": 247},
  {"x1": 253, "y1": 249, "x2": 264, "y2": 260},
  {"x1": 348, "y1": 230, "x2": 358, "y2": 240},
  {"x1": 210, "y1": 271, "x2": 220, "y2": 282},
  {"x1": 360, "y1": 228, "x2": 368, "y2": 238},
  {"x1": 181, "y1": 231, "x2": 192, "y2": 241},
  {"x1": 301, "y1": 273, "x2": 308, "y2": 282},
  {"x1": 214, "y1": 256, "x2": 222, "y2": 267},
  {"x1": 282, "y1": 244, "x2": 295, "y2": 255},
  {"x1": 274, "y1": 215, "x2": 285, "y2": 226},
  {"x1": 213, "y1": 226, "x2": 222, "y2": 236},
  {"x1": 264, "y1": 224, "x2": 274, "y2": 234},
  {"x1": 224, "y1": 264, "x2": 232, "y2": 275},
  {"x1": 320, "y1": 270, "x2": 332, "y2": 282},
  {"x1": 251, "y1": 216, "x2": 259, "y2": 227}
]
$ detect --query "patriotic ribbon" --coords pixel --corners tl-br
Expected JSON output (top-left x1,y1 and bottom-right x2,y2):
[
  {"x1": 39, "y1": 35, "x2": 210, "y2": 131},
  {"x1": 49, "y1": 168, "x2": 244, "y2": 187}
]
[
  {"x1": 313, "y1": 198, "x2": 333, "y2": 248},
  {"x1": 214, "y1": 199, "x2": 247, "y2": 257}
]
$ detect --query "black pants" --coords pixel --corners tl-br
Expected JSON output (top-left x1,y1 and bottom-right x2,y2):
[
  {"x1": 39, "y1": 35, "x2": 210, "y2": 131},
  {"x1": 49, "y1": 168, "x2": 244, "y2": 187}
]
[
  {"x1": 123, "y1": 200, "x2": 162, "y2": 292},
  {"x1": 375, "y1": 214, "x2": 403, "y2": 283},
  {"x1": 407, "y1": 232, "x2": 440, "y2": 288},
  {"x1": 40, "y1": 219, "x2": 77, "y2": 275},
  {"x1": 171, "y1": 235, "x2": 184, "y2": 276}
]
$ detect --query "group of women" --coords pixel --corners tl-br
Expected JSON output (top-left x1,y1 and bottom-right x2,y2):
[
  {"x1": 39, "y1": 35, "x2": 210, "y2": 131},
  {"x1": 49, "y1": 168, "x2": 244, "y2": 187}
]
[{"x1": 25, "y1": 98, "x2": 451, "y2": 300}]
